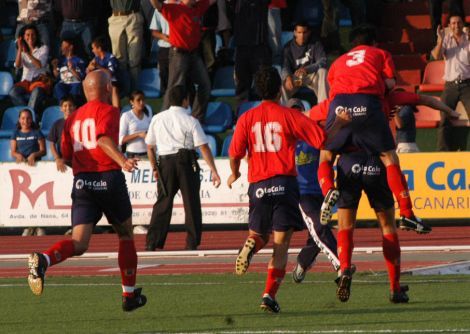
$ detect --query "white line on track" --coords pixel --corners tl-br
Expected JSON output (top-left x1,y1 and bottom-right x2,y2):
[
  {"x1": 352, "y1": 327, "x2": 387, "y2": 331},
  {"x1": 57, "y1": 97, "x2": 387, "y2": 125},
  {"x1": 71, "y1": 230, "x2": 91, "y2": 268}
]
[{"x1": 139, "y1": 330, "x2": 470, "y2": 334}]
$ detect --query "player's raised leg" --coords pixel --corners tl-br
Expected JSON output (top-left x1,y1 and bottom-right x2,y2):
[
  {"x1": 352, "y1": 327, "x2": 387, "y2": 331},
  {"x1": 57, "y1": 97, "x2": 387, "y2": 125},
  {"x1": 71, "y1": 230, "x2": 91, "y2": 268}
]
[{"x1": 236, "y1": 231, "x2": 268, "y2": 275}]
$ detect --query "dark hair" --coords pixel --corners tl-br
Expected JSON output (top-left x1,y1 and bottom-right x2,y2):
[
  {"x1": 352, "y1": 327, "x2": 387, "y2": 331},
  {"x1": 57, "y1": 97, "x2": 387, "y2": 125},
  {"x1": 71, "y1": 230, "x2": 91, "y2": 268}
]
[
  {"x1": 16, "y1": 109, "x2": 39, "y2": 130},
  {"x1": 60, "y1": 95, "x2": 76, "y2": 106},
  {"x1": 61, "y1": 37, "x2": 76, "y2": 48},
  {"x1": 349, "y1": 24, "x2": 377, "y2": 46},
  {"x1": 447, "y1": 12, "x2": 465, "y2": 25},
  {"x1": 19, "y1": 24, "x2": 43, "y2": 49},
  {"x1": 91, "y1": 36, "x2": 108, "y2": 52},
  {"x1": 168, "y1": 85, "x2": 188, "y2": 107},
  {"x1": 129, "y1": 90, "x2": 149, "y2": 116},
  {"x1": 254, "y1": 66, "x2": 281, "y2": 100},
  {"x1": 294, "y1": 21, "x2": 311, "y2": 30}
]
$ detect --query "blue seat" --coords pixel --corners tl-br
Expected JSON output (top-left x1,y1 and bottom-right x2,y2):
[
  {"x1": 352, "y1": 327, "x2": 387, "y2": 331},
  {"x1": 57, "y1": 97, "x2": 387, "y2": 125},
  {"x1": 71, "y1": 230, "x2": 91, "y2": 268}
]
[
  {"x1": 294, "y1": 0, "x2": 323, "y2": 27},
  {"x1": 4, "y1": 39, "x2": 16, "y2": 69},
  {"x1": 197, "y1": 134, "x2": 217, "y2": 157},
  {"x1": 281, "y1": 31, "x2": 293, "y2": 48},
  {"x1": 237, "y1": 100, "x2": 261, "y2": 118},
  {"x1": 40, "y1": 106, "x2": 63, "y2": 137},
  {"x1": 211, "y1": 66, "x2": 236, "y2": 97},
  {"x1": 137, "y1": 68, "x2": 161, "y2": 98},
  {"x1": 0, "y1": 71, "x2": 13, "y2": 100},
  {"x1": 44, "y1": 140, "x2": 56, "y2": 161},
  {"x1": 0, "y1": 106, "x2": 36, "y2": 138},
  {"x1": 121, "y1": 104, "x2": 153, "y2": 115},
  {"x1": 0, "y1": 138, "x2": 14, "y2": 162},
  {"x1": 301, "y1": 100, "x2": 311, "y2": 111},
  {"x1": 203, "y1": 101, "x2": 233, "y2": 133},
  {"x1": 220, "y1": 133, "x2": 232, "y2": 157}
]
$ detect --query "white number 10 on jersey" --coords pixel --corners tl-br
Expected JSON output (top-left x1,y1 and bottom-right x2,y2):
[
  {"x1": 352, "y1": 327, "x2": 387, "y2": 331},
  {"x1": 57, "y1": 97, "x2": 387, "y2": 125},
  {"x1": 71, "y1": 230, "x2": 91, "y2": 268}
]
[
  {"x1": 72, "y1": 118, "x2": 97, "y2": 151},
  {"x1": 252, "y1": 121, "x2": 282, "y2": 152}
]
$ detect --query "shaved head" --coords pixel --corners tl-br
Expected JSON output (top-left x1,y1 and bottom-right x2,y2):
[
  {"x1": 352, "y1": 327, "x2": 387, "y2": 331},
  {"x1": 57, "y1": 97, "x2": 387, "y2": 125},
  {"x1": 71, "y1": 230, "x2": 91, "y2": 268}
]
[{"x1": 83, "y1": 70, "x2": 112, "y2": 102}]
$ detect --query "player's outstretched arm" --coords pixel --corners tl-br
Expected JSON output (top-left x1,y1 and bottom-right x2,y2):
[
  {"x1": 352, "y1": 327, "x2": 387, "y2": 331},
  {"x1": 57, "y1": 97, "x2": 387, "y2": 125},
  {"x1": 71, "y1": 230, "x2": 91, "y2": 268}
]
[
  {"x1": 97, "y1": 136, "x2": 138, "y2": 172},
  {"x1": 418, "y1": 94, "x2": 460, "y2": 119}
]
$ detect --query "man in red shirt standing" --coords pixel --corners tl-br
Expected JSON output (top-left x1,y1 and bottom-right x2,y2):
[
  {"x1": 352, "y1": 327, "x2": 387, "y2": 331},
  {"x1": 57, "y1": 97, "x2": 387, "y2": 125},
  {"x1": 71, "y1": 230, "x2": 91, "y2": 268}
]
[
  {"x1": 27, "y1": 70, "x2": 147, "y2": 312},
  {"x1": 317, "y1": 25, "x2": 429, "y2": 236},
  {"x1": 227, "y1": 66, "x2": 327, "y2": 313},
  {"x1": 150, "y1": 0, "x2": 216, "y2": 122}
]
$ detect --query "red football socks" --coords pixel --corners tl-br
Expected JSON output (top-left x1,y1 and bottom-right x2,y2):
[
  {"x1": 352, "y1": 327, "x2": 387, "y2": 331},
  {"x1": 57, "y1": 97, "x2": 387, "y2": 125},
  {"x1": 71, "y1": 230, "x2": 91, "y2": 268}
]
[
  {"x1": 382, "y1": 233, "x2": 401, "y2": 292},
  {"x1": 318, "y1": 161, "x2": 335, "y2": 196},
  {"x1": 386, "y1": 164, "x2": 414, "y2": 218},
  {"x1": 249, "y1": 234, "x2": 266, "y2": 253},
  {"x1": 337, "y1": 229, "x2": 354, "y2": 273},
  {"x1": 44, "y1": 239, "x2": 75, "y2": 266},
  {"x1": 263, "y1": 268, "x2": 286, "y2": 298},
  {"x1": 118, "y1": 239, "x2": 137, "y2": 297}
]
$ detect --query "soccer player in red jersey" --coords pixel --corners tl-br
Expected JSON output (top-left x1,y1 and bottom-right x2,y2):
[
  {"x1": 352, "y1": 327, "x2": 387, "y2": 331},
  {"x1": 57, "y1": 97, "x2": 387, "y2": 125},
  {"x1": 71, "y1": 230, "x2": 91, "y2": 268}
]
[
  {"x1": 27, "y1": 70, "x2": 147, "y2": 312},
  {"x1": 227, "y1": 67, "x2": 330, "y2": 313},
  {"x1": 316, "y1": 25, "x2": 429, "y2": 236}
]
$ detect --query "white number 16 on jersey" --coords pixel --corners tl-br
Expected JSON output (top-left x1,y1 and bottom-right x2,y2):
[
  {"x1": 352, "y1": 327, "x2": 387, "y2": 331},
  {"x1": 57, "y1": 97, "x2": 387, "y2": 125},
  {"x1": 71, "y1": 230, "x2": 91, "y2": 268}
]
[
  {"x1": 72, "y1": 118, "x2": 97, "y2": 151},
  {"x1": 252, "y1": 121, "x2": 282, "y2": 152}
]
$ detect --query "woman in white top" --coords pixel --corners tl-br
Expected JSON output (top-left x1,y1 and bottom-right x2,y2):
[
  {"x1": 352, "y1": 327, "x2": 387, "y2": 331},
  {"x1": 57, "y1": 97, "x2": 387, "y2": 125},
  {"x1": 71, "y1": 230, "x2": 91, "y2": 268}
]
[
  {"x1": 119, "y1": 90, "x2": 152, "y2": 158},
  {"x1": 9, "y1": 24, "x2": 50, "y2": 113}
]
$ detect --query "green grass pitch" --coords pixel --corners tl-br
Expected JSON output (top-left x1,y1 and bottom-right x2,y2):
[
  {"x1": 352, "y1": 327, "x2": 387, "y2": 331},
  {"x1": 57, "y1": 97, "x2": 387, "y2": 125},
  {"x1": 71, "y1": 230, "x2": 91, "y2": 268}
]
[{"x1": 2, "y1": 273, "x2": 470, "y2": 333}]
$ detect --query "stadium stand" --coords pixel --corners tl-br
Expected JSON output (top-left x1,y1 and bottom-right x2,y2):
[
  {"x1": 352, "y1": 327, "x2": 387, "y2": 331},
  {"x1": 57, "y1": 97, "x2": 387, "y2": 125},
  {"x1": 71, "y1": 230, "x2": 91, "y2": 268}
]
[
  {"x1": 203, "y1": 101, "x2": 233, "y2": 134},
  {"x1": 44, "y1": 140, "x2": 56, "y2": 161},
  {"x1": 0, "y1": 138, "x2": 15, "y2": 162},
  {"x1": 0, "y1": 71, "x2": 14, "y2": 100},
  {"x1": 220, "y1": 133, "x2": 232, "y2": 157},
  {"x1": 419, "y1": 60, "x2": 445, "y2": 93},
  {"x1": 211, "y1": 66, "x2": 236, "y2": 97},
  {"x1": 40, "y1": 106, "x2": 63, "y2": 137},
  {"x1": 137, "y1": 68, "x2": 161, "y2": 98}
]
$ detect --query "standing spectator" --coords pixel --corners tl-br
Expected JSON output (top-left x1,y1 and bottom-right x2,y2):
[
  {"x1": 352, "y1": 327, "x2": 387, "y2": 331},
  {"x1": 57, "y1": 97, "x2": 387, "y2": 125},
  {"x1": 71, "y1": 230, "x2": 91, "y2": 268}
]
[
  {"x1": 9, "y1": 24, "x2": 51, "y2": 113},
  {"x1": 200, "y1": 4, "x2": 218, "y2": 79},
  {"x1": 149, "y1": 0, "x2": 175, "y2": 96},
  {"x1": 108, "y1": 0, "x2": 144, "y2": 92},
  {"x1": 48, "y1": 95, "x2": 76, "y2": 173},
  {"x1": 87, "y1": 36, "x2": 120, "y2": 108},
  {"x1": 150, "y1": 0, "x2": 215, "y2": 123},
  {"x1": 228, "y1": 67, "x2": 326, "y2": 313},
  {"x1": 429, "y1": 0, "x2": 464, "y2": 41},
  {"x1": 54, "y1": 0, "x2": 97, "y2": 60},
  {"x1": 16, "y1": 0, "x2": 53, "y2": 55},
  {"x1": 51, "y1": 38, "x2": 86, "y2": 103},
  {"x1": 431, "y1": 14, "x2": 470, "y2": 151},
  {"x1": 268, "y1": 0, "x2": 286, "y2": 65},
  {"x1": 119, "y1": 90, "x2": 151, "y2": 158},
  {"x1": 228, "y1": 0, "x2": 271, "y2": 104},
  {"x1": 27, "y1": 70, "x2": 147, "y2": 312},
  {"x1": 281, "y1": 22, "x2": 329, "y2": 104},
  {"x1": 145, "y1": 85, "x2": 221, "y2": 251}
]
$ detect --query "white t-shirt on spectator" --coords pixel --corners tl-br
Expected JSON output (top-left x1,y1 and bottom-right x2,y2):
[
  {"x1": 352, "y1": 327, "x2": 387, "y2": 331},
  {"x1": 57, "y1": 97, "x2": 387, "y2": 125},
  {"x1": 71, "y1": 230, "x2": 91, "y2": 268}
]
[
  {"x1": 149, "y1": 8, "x2": 171, "y2": 48},
  {"x1": 119, "y1": 109, "x2": 152, "y2": 154},
  {"x1": 16, "y1": 45, "x2": 49, "y2": 81}
]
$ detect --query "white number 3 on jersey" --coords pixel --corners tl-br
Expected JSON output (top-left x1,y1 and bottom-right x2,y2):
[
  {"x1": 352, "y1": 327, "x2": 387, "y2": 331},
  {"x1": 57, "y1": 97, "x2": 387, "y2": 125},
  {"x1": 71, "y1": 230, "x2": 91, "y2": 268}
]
[
  {"x1": 72, "y1": 118, "x2": 97, "y2": 151},
  {"x1": 346, "y1": 49, "x2": 366, "y2": 67}
]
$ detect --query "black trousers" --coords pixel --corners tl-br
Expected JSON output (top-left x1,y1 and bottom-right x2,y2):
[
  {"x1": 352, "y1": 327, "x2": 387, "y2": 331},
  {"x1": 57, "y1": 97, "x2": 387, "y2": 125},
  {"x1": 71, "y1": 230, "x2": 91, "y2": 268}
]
[
  {"x1": 157, "y1": 47, "x2": 169, "y2": 96},
  {"x1": 146, "y1": 152, "x2": 202, "y2": 250}
]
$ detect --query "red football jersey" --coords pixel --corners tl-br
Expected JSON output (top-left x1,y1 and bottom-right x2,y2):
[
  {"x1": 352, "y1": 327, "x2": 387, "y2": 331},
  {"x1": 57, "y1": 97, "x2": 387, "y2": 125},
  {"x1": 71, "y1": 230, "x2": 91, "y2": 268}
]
[
  {"x1": 229, "y1": 101, "x2": 326, "y2": 183},
  {"x1": 269, "y1": 0, "x2": 287, "y2": 8},
  {"x1": 309, "y1": 99, "x2": 330, "y2": 122},
  {"x1": 162, "y1": 0, "x2": 209, "y2": 51},
  {"x1": 328, "y1": 45, "x2": 395, "y2": 99},
  {"x1": 61, "y1": 100, "x2": 121, "y2": 175}
]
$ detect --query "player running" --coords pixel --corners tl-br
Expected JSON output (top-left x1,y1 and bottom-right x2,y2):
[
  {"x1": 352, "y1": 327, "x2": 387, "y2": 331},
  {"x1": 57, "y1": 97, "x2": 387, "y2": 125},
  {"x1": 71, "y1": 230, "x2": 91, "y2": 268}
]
[{"x1": 27, "y1": 70, "x2": 147, "y2": 312}]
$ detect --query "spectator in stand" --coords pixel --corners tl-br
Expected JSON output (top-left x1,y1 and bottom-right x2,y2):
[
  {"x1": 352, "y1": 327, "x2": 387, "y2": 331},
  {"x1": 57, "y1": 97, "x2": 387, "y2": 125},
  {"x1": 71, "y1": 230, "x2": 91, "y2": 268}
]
[
  {"x1": 431, "y1": 14, "x2": 470, "y2": 151},
  {"x1": 9, "y1": 24, "x2": 51, "y2": 113},
  {"x1": 48, "y1": 95, "x2": 76, "y2": 173},
  {"x1": 429, "y1": 0, "x2": 464, "y2": 42},
  {"x1": 228, "y1": 0, "x2": 271, "y2": 104},
  {"x1": 51, "y1": 38, "x2": 86, "y2": 103},
  {"x1": 320, "y1": 0, "x2": 365, "y2": 53},
  {"x1": 281, "y1": 21, "x2": 329, "y2": 104},
  {"x1": 150, "y1": 0, "x2": 216, "y2": 123},
  {"x1": 15, "y1": 0, "x2": 53, "y2": 56},
  {"x1": 108, "y1": 0, "x2": 144, "y2": 92},
  {"x1": 54, "y1": 0, "x2": 97, "y2": 60},
  {"x1": 268, "y1": 0, "x2": 286, "y2": 65},
  {"x1": 87, "y1": 36, "x2": 120, "y2": 108},
  {"x1": 149, "y1": 0, "x2": 176, "y2": 97},
  {"x1": 119, "y1": 90, "x2": 151, "y2": 159},
  {"x1": 201, "y1": 3, "x2": 218, "y2": 79}
]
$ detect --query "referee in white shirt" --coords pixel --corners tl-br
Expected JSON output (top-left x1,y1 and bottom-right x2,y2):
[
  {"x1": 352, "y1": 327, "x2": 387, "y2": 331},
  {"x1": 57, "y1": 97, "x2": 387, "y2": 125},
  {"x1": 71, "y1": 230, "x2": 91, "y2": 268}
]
[{"x1": 145, "y1": 85, "x2": 221, "y2": 251}]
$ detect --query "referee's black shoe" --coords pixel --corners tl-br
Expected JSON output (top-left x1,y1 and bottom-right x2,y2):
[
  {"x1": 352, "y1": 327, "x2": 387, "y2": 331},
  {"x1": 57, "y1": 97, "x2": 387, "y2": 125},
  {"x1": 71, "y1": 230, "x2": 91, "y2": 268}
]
[
  {"x1": 390, "y1": 285, "x2": 409, "y2": 303},
  {"x1": 122, "y1": 288, "x2": 147, "y2": 312},
  {"x1": 399, "y1": 216, "x2": 431, "y2": 234},
  {"x1": 260, "y1": 294, "x2": 280, "y2": 313}
]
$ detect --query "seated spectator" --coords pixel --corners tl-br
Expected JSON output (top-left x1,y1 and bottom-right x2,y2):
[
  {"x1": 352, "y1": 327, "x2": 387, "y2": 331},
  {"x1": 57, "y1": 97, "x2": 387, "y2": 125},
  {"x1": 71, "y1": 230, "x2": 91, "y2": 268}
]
[
  {"x1": 87, "y1": 36, "x2": 120, "y2": 108},
  {"x1": 281, "y1": 22, "x2": 329, "y2": 104},
  {"x1": 51, "y1": 38, "x2": 86, "y2": 104},
  {"x1": 119, "y1": 90, "x2": 152, "y2": 158},
  {"x1": 9, "y1": 24, "x2": 52, "y2": 113},
  {"x1": 48, "y1": 95, "x2": 76, "y2": 172},
  {"x1": 10, "y1": 108, "x2": 46, "y2": 165}
]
